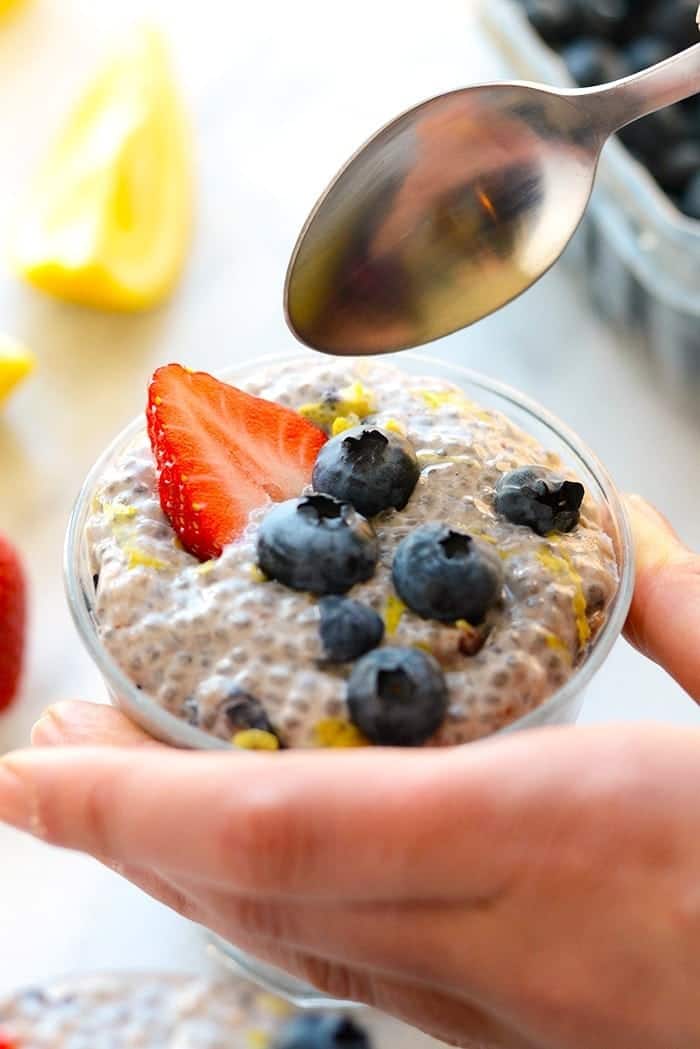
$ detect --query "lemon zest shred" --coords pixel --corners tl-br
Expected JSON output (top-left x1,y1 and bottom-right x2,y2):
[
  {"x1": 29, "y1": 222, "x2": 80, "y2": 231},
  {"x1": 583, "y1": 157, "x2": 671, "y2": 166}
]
[
  {"x1": 196, "y1": 560, "x2": 216, "y2": 575},
  {"x1": 384, "y1": 417, "x2": 406, "y2": 435},
  {"x1": 255, "y1": 993, "x2": 292, "y2": 1017},
  {"x1": 383, "y1": 594, "x2": 406, "y2": 636},
  {"x1": 545, "y1": 632, "x2": 569, "y2": 653},
  {"x1": 536, "y1": 548, "x2": 591, "y2": 647},
  {"x1": 101, "y1": 501, "x2": 137, "y2": 522},
  {"x1": 123, "y1": 545, "x2": 168, "y2": 571},
  {"x1": 232, "y1": 729, "x2": 280, "y2": 751},
  {"x1": 414, "y1": 388, "x2": 470, "y2": 411},
  {"x1": 338, "y1": 379, "x2": 376, "y2": 417},
  {"x1": 314, "y1": 718, "x2": 369, "y2": 748},
  {"x1": 331, "y1": 412, "x2": 360, "y2": 436},
  {"x1": 248, "y1": 563, "x2": 268, "y2": 583},
  {"x1": 245, "y1": 1030, "x2": 270, "y2": 1049},
  {"x1": 299, "y1": 381, "x2": 376, "y2": 432},
  {"x1": 298, "y1": 401, "x2": 336, "y2": 428}
]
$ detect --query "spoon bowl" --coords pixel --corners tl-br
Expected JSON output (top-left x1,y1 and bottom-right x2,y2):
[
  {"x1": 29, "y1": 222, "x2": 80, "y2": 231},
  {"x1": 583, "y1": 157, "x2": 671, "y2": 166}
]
[{"x1": 285, "y1": 43, "x2": 700, "y2": 355}]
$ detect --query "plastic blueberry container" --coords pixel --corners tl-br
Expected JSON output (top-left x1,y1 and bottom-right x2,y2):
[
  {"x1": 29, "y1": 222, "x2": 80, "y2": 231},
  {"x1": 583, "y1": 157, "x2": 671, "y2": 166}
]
[
  {"x1": 64, "y1": 349, "x2": 634, "y2": 1007},
  {"x1": 478, "y1": 0, "x2": 700, "y2": 393}
]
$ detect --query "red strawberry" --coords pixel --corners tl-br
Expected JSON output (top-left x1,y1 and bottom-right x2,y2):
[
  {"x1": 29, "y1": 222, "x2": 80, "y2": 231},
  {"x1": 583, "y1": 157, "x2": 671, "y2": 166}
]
[
  {"x1": 0, "y1": 534, "x2": 26, "y2": 712},
  {"x1": 147, "y1": 364, "x2": 328, "y2": 560}
]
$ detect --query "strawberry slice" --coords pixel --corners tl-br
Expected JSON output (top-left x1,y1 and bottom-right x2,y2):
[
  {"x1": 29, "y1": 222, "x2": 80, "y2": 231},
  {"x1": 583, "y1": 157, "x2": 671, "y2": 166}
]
[
  {"x1": 147, "y1": 364, "x2": 328, "y2": 560},
  {"x1": 0, "y1": 533, "x2": 26, "y2": 713}
]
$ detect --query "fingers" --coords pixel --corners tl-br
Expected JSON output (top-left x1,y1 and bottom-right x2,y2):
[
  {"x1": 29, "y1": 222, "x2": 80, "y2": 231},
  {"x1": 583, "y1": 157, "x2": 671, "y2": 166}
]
[
  {"x1": 0, "y1": 724, "x2": 650, "y2": 901},
  {"x1": 624, "y1": 495, "x2": 700, "y2": 700},
  {"x1": 198, "y1": 892, "x2": 506, "y2": 999},
  {"x1": 205, "y1": 930, "x2": 535, "y2": 1049},
  {"x1": 32, "y1": 702, "x2": 161, "y2": 747},
  {"x1": 0, "y1": 743, "x2": 505, "y2": 898},
  {"x1": 95, "y1": 855, "x2": 207, "y2": 928}
]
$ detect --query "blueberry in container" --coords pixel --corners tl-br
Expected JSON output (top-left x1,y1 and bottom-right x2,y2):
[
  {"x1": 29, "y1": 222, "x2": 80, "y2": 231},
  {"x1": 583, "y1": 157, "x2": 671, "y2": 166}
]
[{"x1": 479, "y1": 0, "x2": 700, "y2": 395}]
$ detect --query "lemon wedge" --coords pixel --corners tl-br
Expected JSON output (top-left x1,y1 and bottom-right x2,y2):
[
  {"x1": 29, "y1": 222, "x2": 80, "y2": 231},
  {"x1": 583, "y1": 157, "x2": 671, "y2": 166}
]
[
  {"x1": 0, "y1": 335, "x2": 35, "y2": 404},
  {"x1": 0, "y1": 0, "x2": 27, "y2": 16},
  {"x1": 11, "y1": 26, "x2": 192, "y2": 311}
]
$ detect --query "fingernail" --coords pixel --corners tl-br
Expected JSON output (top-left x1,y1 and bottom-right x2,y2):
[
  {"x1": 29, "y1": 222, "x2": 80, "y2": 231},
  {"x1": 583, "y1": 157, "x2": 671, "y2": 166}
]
[
  {"x1": 0, "y1": 759, "x2": 33, "y2": 831},
  {"x1": 31, "y1": 710, "x2": 64, "y2": 746},
  {"x1": 625, "y1": 494, "x2": 678, "y2": 537},
  {"x1": 625, "y1": 494, "x2": 688, "y2": 554}
]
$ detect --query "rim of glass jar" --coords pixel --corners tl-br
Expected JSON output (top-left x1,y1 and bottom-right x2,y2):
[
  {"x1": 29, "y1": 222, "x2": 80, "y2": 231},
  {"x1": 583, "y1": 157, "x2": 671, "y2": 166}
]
[{"x1": 64, "y1": 350, "x2": 635, "y2": 751}]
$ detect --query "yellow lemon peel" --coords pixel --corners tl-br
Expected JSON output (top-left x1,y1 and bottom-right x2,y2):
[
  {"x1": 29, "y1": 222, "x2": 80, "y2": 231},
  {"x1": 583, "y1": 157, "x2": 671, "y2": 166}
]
[
  {"x1": 314, "y1": 718, "x2": 369, "y2": 748},
  {"x1": 339, "y1": 379, "x2": 376, "y2": 417},
  {"x1": 255, "y1": 993, "x2": 292, "y2": 1017},
  {"x1": 544, "y1": 632, "x2": 572, "y2": 663},
  {"x1": 11, "y1": 26, "x2": 192, "y2": 311},
  {"x1": 0, "y1": 335, "x2": 35, "y2": 405},
  {"x1": 245, "y1": 1030, "x2": 269, "y2": 1049},
  {"x1": 101, "y1": 501, "x2": 137, "y2": 522},
  {"x1": 383, "y1": 417, "x2": 406, "y2": 435},
  {"x1": 383, "y1": 594, "x2": 406, "y2": 636},
  {"x1": 248, "y1": 563, "x2": 268, "y2": 583},
  {"x1": 299, "y1": 380, "x2": 376, "y2": 432},
  {"x1": 414, "y1": 388, "x2": 493, "y2": 421},
  {"x1": 331, "y1": 413, "x2": 360, "y2": 436},
  {"x1": 233, "y1": 729, "x2": 280, "y2": 751},
  {"x1": 196, "y1": 560, "x2": 216, "y2": 575},
  {"x1": 123, "y1": 545, "x2": 168, "y2": 571},
  {"x1": 536, "y1": 548, "x2": 591, "y2": 646}
]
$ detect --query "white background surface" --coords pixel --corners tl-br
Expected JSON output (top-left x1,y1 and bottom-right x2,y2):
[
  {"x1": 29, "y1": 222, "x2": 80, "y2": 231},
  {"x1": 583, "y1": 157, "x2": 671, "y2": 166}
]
[{"x1": 0, "y1": 0, "x2": 699, "y2": 1021}]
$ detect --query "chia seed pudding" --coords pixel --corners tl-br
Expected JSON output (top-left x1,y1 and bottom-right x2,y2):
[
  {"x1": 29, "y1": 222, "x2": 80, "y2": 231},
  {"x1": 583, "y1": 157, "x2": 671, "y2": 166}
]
[
  {"x1": 85, "y1": 357, "x2": 619, "y2": 749},
  {"x1": 0, "y1": 973, "x2": 378, "y2": 1048}
]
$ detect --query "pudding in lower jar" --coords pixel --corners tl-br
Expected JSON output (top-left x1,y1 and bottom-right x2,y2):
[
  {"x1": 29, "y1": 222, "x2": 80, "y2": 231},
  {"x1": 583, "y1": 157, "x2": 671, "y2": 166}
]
[
  {"x1": 0, "y1": 973, "x2": 373, "y2": 1048},
  {"x1": 85, "y1": 357, "x2": 619, "y2": 749}
]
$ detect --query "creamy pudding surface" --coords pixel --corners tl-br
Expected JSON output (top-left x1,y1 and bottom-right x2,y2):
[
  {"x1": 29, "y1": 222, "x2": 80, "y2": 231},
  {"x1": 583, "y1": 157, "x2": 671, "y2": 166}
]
[
  {"x1": 0, "y1": 973, "x2": 371, "y2": 1048},
  {"x1": 85, "y1": 358, "x2": 619, "y2": 748}
]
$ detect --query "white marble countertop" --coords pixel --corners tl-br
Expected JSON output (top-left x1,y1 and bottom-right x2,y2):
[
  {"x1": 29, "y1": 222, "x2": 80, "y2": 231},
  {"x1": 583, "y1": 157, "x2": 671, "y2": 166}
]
[{"x1": 0, "y1": 0, "x2": 699, "y2": 1030}]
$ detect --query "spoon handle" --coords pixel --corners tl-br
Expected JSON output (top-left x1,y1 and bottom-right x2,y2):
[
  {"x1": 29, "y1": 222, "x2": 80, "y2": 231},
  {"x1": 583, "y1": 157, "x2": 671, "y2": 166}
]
[{"x1": 583, "y1": 41, "x2": 700, "y2": 135}]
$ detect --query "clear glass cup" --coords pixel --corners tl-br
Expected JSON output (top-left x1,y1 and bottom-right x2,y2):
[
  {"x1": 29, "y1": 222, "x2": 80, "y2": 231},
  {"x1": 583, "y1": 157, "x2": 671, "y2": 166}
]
[{"x1": 64, "y1": 350, "x2": 635, "y2": 1007}]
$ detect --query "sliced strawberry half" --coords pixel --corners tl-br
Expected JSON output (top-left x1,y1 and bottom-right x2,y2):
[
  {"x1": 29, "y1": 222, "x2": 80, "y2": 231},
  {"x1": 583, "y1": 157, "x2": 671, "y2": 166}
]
[
  {"x1": 0, "y1": 533, "x2": 26, "y2": 713},
  {"x1": 147, "y1": 364, "x2": 328, "y2": 560}
]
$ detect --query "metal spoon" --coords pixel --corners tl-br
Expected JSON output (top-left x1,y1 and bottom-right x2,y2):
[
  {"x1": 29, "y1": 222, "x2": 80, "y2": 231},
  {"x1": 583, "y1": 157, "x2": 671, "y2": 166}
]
[{"x1": 285, "y1": 41, "x2": 700, "y2": 356}]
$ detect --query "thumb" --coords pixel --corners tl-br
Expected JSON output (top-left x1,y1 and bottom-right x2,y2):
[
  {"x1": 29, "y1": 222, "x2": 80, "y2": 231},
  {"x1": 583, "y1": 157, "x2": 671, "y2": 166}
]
[{"x1": 624, "y1": 494, "x2": 700, "y2": 701}]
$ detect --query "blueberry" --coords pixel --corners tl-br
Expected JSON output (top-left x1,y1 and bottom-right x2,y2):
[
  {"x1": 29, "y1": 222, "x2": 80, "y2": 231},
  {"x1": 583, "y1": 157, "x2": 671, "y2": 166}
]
[
  {"x1": 522, "y1": 0, "x2": 581, "y2": 44},
  {"x1": 645, "y1": 0, "x2": 700, "y2": 51},
  {"x1": 495, "y1": 466, "x2": 584, "y2": 535},
  {"x1": 618, "y1": 103, "x2": 691, "y2": 158},
  {"x1": 257, "y1": 494, "x2": 378, "y2": 595},
  {"x1": 224, "y1": 691, "x2": 275, "y2": 734},
  {"x1": 649, "y1": 141, "x2": 700, "y2": 194},
  {"x1": 273, "y1": 1015, "x2": 372, "y2": 1049},
  {"x1": 183, "y1": 696, "x2": 200, "y2": 726},
  {"x1": 561, "y1": 38, "x2": 626, "y2": 86},
  {"x1": 312, "y1": 426, "x2": 420, "y2": 518},
  {"x1": 319, "y1": 596, "x2": 384, "y2": 662},
  {"x1": 392, "y1": 524, "x2": 503, "y2": 625},
  {"x1": 577, "y1": 0, "x2": 632, "y2": 41},
  {"x1": 680, "y1": 171, "x2": 700, "y2": 220},
  {"x1": 623, "y1": 35, "x2": 673, "y2": 75},
  {"x1": 347, "y1": 646, "x2": 448, "y2": 746}
]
